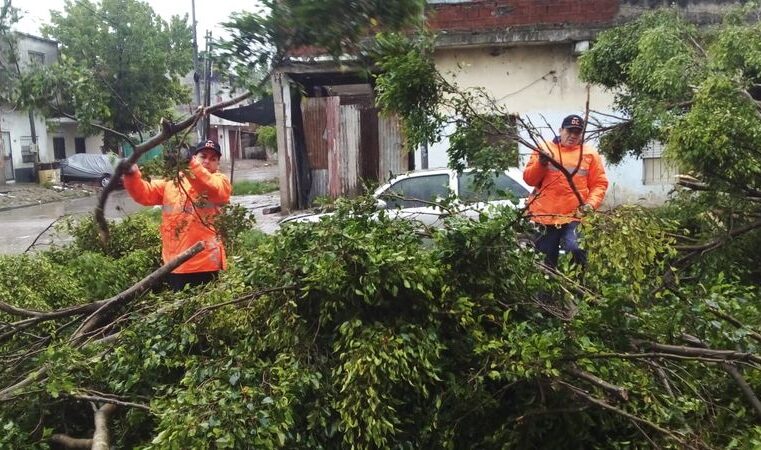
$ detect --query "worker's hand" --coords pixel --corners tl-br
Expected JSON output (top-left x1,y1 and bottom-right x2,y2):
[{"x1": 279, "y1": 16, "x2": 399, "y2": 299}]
[
  {"x1": 120, "y1": 160, "x2": 138, "y2": 175},
  {"x1": 538, "y1": 153, "x2": 551, "y2": 166},
  {"x1": 578, "y1": 203, "x2": 595, "y2": 216}
]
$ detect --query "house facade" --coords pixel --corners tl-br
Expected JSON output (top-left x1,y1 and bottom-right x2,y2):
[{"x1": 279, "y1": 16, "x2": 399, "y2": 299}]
[
  {"x1": 271, "y1": 0, "x2": 743, "y2": 211},
  {"x1": 1, "y1": 33, "x2": 103, "y2": 183},
  {"x1": 424, "y1": 0, "x2": 741, "y2": 205}
]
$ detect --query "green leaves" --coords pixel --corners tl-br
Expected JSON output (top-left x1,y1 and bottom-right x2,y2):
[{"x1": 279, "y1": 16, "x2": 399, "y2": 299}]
[{"x1": 23, "y1": 0, "x2": 194, "y2": 149}]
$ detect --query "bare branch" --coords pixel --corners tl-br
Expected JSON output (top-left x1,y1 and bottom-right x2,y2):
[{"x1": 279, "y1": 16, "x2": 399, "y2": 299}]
[
  {"x1": 557, "y1": 380, "x2": 699, "y2": 449},
  {"x1": 72, "y1": 393, "x2": 150, "y2": 411},
  {"x1": 92, "y1": 403, "x2": 118, "y2": 450},
  {"x1": 674, "y1": 218, "x2": 761, "y2": 265},
  {"x1": 631, "y1": 339, "x2": 761, "y2": 365},
  {"x1": 184, "y1": 284, "x2": 298, "y2": 323},
  {"x1": 566, "y1": 365, "x2": 629, "y2": 401},
  {"x1": 71, "y1": 241, "x2": 205, "y2": 344},
  {"x1": 681, "y1": 334, "x2": 761, "y2": 421},
  {"x1": 24, "y1": 216, "x2": 66, "y2": 253},
  {"x1": 49, "y1": 434, "x2": 92, "y2": 449}
]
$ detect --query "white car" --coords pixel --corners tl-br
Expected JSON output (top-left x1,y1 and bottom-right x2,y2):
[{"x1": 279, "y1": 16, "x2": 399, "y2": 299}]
[{"x1": 281, "y1": 168, "x2": 531, "y2": 227}]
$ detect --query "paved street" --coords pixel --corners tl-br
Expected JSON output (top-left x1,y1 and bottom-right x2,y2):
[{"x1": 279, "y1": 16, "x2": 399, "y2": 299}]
[{"x1": 0, "y1": 160, "x2": 283, "y2": 254}]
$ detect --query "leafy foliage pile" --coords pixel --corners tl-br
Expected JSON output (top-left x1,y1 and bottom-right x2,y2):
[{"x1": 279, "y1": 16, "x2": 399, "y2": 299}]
[{"x1": 1, "y1": 195, "x2": 761, "y2": 448}]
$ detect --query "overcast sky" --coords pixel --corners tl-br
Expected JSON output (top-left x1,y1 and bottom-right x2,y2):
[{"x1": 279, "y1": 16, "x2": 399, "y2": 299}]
[{"x1": 15, "y1": 0, "x2": 262, "y2": 43}]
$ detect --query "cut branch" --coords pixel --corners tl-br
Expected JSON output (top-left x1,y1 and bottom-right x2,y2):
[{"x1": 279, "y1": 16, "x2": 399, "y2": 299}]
[
  {"x1": 681, "y1": 334, "x2": 761, "y2": 422},
  {"x1": 71, "y1": 241, "x2": 205, "y2": 344},
  {"x1": 0, "y1": 243, "x2": 204, "y2": 401},
  {"x1": 707, "y1": 307, "x2": 761, "y2": 345},
  {"x1": 92, "y1": 403, "x2": 118, "y2": 450},
  {"x1": 566, "y1": 365, "x2": 629, "y2": 401},
  {"x1": 631, "y1": 339, "x2": 761, "y2": 365},
  {"x1": 49, "y1": 434, "x2": 92, "y2": 449},
  {"x1": 557, "y1": 380, "x2": 697, "y2": 449}
]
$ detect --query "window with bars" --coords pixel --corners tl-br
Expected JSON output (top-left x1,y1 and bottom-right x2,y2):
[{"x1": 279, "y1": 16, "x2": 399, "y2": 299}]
[
  {"x1": 642, "y1": 141, "x2": 678, "y2": 185},
  {"x1": 27, "y1": 51, "x2": 45, "y2": 66}
]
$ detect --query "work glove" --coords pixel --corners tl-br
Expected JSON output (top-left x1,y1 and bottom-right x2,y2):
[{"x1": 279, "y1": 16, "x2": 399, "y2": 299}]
[{"x1": 538, "y1": 153, "x2": 550, "y2": 165}]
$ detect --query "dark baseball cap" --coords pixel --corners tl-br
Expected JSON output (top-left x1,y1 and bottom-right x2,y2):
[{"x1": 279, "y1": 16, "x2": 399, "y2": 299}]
[
  {"x1": 561, "y1": 114, "x2": 584, "y2": 131},
  {"x1": 194, "y1": 139, "x2": 222, "y2": 156}
]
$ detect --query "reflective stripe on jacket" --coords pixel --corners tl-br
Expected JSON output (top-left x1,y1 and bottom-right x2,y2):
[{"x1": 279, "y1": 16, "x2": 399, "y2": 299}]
[
  {"x1": 123, "y1": 158, "x2": 232, "y2": 274},
  {"x1": 523, "y1": 140, "x2": 608, "y2": 225}
]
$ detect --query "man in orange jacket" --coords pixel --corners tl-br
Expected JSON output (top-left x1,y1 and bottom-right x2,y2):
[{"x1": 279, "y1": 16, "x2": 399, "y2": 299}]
[
  {"x1": 123, "y1": 140, "x2": 232, "y2": 290},
  {"x1": 523, "y1": 115, "x2": 608, "y2": 268}
]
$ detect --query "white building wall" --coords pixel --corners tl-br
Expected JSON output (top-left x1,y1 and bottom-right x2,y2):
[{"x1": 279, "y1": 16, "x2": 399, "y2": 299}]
[
  {"x1": 45, "y1": 121, "x2": 104, "y2": 158},
  {"x1": 0, "y1": 110, "x2": 49, "y2": 174},
  {"x1": 424, "y1": 43, "x2": 672, "y2": 206}
]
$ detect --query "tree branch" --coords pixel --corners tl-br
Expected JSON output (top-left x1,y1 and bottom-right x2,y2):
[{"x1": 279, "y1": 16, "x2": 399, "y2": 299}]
[
  {"x1": 92, "y1": 402, "x2": 117, "y2": 450},
  {"x1": 707, "y1": 307, "x2": 761, "y2": 345},
  {"x1": 0, "y1": 243, "x2": 204, "y2": 401},
  {"x1": 681, "y1": 334, "x2": 761, "y2": 422},
  {"x1": 94, "y1": 70, "x2": 275, "y2": 243},
  {"x1": 49, "y1": 434, "x2": 92, "y2": 449},
  {"x1": 72, "y1": 393, "x2": 149, "y2": 411},
  {"x1": 184, "y1": 284, "x2": 297, "y2": 324},
  {"x1": 566, "y1": 365, "x2": 629, "y2": 401},
  {"x1": 71, "y1": 241, "x2": 204, "y2": 344},
  {"x1": 631, "y1": 339, "x2": 761, "y2": 365},
  {"x1": 557, "y1": 380, "x2": 699, "y2": 449}
]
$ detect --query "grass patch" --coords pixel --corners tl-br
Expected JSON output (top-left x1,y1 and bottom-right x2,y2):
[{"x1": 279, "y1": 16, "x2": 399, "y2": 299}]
[{"x1": 232, "y1": 179, "x2": 279, "y2": 196}]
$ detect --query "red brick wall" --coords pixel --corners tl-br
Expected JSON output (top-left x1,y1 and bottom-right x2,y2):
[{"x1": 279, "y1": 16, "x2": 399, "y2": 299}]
[{"x1": 427, "y1": 0, "x2": 620, "y2": 32}]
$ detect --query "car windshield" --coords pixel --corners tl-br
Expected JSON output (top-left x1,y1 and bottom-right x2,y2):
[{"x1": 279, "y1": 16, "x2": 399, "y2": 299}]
[
  {"x1": 380, "y1": 174, "x2": 450, "y2": 208},
  {"x1": 457, "y1": 172, "x2": 529, "y2": 203}
]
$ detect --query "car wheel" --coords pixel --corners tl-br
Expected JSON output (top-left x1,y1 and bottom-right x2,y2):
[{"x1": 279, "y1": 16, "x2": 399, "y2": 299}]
[{"x1": 100, "y1": 175, "x2": 111, "y2": 188}]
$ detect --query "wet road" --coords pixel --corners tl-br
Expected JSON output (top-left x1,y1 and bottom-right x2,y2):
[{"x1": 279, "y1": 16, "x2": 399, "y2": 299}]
[
  {"x1": 0, "y1": 191, "x2": 284, "y2": 254},
  {"x1": 0, "y1": 161, "x2": 283, "y2": 254},
  {"x1": 0, "y1": 190, "x2": 147, "y2": 254}
]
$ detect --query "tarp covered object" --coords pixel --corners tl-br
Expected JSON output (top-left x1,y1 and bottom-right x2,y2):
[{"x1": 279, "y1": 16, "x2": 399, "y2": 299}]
[
  {"x1": 60, "y1": 153, "x2": 118, "y2": 179},
  {"x1": 210, "y1": 96, "x2": 275, "y2": 125}
]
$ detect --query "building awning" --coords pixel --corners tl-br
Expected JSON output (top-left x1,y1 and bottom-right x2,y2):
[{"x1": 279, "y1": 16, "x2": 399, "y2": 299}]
[{"x1": 210, "y1": 96, "x2": 275, "y2": 125}]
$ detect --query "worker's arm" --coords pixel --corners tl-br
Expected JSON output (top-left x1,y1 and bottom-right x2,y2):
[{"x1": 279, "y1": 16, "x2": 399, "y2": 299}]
[
  {"x1": 186, "y1": 157, "x2": 232, "y2": 204},
  {"x1": 584, "y1": 153, "x2": 609, "y2": 210},
  {"x1": 523, "y1": 150, "x2": 549, "y2": 187},
  {"x1": 123, "y1": 166, "x2": 166, "y2": 206}
]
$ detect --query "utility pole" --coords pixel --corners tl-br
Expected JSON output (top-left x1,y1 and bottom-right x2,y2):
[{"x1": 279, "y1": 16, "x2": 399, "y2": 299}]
[
  {"x1": 203, "y1": 30, "x2": 212, "y2": 141},
  {"x1": 191, "y1": 0, "x2": 202, "y2": 141}
]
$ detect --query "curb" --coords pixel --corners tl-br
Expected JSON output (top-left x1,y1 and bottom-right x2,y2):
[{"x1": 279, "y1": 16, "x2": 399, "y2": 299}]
[{"x1": 0, "y1": 194, "x2": 94, "y2": 213}]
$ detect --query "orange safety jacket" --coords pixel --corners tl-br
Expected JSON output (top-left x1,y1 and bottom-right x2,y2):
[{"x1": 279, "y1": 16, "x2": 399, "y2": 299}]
[
  {"x1": 123, "y1": 158, "x2": 232, "y2": 274},
  {"x1": 523, "y1": 139, "x2": 609, "y2": 225}
]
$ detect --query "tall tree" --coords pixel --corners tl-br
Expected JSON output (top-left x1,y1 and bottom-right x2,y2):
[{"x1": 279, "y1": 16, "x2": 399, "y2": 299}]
[{"x1": 37, "y1": 0, "x2": 193, "y2": 152}]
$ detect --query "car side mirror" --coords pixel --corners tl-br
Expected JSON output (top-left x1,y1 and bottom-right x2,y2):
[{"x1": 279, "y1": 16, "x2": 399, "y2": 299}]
[{"x1": 375, "y1": 198, "x2": 387, "y2": 209}]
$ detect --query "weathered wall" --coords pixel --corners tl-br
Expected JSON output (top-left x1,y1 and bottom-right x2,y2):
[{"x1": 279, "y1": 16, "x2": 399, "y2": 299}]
[
  {"x1": 427, "y1": 0, "x2": 620, "y2": 32},
  {"x1": 427, "y1": 43, "x2": 672, "y2": 205}
]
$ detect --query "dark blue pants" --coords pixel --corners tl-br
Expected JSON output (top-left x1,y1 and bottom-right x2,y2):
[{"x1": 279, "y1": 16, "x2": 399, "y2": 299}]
[
  {"x1": 166, "y1": 271, "x2": 219, "y2": 292},
  {"x1": 534, "y1": 221, "x2": 587, "y2": 269}
]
